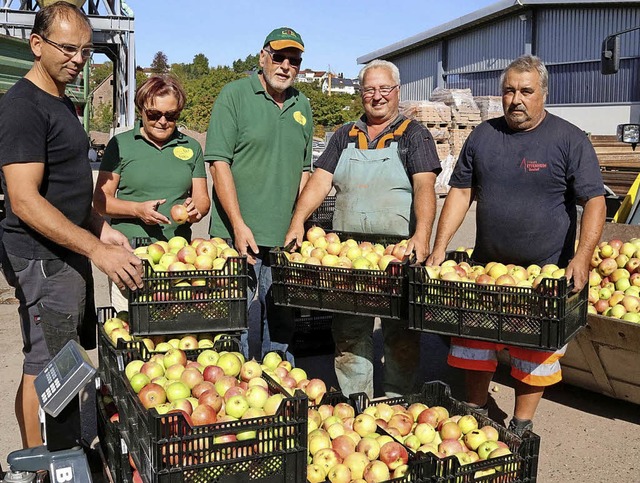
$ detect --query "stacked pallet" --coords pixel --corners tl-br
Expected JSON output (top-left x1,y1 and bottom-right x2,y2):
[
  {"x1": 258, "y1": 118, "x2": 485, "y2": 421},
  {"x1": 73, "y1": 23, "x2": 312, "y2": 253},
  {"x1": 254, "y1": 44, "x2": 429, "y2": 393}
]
[
  {"x1": 474, "y1": 96, "x2": 503, "y2": 121},
  {"x1": 430, "y1": 88, "x2": 481, "y2": 126},
  {"x1": 400, "y1": 100, "x2": 452, "y2": 160},
  {"x1": 591, "y1": 134, "x2": 640, "y2": 196}
]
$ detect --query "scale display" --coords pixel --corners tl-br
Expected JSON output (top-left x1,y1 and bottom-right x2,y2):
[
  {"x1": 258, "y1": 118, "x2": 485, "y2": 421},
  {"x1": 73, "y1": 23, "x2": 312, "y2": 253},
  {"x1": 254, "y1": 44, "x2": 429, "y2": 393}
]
[{"x1": 34, "y1": 340, "x2": 96, "y2": 417}]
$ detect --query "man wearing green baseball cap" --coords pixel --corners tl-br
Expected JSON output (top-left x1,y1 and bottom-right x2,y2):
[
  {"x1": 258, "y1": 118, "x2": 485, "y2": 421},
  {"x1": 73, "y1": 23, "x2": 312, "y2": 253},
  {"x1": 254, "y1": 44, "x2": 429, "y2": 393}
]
[{"x1": 205, "y1": 27, "x2": 313, "y2": 361}]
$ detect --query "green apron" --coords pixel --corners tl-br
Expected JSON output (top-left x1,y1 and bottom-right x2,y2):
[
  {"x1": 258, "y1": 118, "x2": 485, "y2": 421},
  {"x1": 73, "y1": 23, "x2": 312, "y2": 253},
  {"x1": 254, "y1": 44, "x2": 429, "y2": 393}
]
[
  {"x1": 332, "y1": 138, "x2": 414, "y2": 236},
  {"x1": 330, "y1": 120, "x2": 420, "y2": 398}
]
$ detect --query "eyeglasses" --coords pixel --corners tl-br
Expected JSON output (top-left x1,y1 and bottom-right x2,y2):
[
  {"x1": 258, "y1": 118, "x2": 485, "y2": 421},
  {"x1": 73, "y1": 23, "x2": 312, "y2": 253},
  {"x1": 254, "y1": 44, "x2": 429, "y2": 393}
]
[
  {"x1": 264, "y1": 49, "x2": 302, "y2": 68},
  {"x1": 40, "y1": 35, "x2": 94, "y2": 59},
  {"x1": 361, "y1": 85, "x2": 399, "y2": 99},
  {"x1": 144, "y1": 108, "x2": 180, "y2": 122}
]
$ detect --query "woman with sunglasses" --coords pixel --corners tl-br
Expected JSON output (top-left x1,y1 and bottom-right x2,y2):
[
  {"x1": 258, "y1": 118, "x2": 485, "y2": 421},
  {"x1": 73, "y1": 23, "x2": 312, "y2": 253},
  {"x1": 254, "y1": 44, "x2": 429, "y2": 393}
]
[{"x1": 94, "y1": 75, "x2": 210, "y2": 310}]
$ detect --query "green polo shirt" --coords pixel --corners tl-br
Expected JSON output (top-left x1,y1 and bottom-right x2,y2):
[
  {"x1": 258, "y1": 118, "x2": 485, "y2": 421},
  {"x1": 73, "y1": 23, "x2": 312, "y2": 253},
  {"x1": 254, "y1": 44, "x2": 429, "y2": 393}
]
[
  {"x1": 99, "y1": 121, "x2": 207, "y2": 242},
  {"x1": 205, "y1": 72, "x2": 313, "y2": 247}
]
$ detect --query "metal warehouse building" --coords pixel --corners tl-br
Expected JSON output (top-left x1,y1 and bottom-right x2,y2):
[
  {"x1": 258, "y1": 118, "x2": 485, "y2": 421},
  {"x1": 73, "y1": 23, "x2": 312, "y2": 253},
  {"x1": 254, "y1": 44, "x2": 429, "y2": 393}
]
[{"x1": 358, "y1": 0, "x2": 640, "y2": 134}]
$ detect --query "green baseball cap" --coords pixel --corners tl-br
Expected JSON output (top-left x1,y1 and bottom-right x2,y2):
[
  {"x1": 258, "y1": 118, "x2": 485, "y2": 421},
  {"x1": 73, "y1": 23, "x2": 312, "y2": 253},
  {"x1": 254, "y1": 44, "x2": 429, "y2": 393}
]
[{"x1": 263, "y1": 27, "x2": 304, "y2": 52}]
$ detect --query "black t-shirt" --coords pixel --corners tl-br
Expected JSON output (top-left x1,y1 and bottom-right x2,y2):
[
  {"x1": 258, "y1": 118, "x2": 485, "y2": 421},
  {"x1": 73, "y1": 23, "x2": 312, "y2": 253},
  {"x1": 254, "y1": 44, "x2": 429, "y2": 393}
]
[
  {"x1": 315, "y1": 115, "x2": 442, "y2": 177},
  {"x1": 450, "y1": 113, "x2": 605, "y2": 267},
  {"x1": 0, "y1": 78, "x2": 93, "y2": 259}
]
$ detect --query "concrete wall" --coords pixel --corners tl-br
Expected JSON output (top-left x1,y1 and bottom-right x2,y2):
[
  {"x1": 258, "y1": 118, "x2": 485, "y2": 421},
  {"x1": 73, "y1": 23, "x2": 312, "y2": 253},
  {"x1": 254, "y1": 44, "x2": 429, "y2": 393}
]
[{"x1": 546, "y1": 103, "x2": 640, "y2": 135}]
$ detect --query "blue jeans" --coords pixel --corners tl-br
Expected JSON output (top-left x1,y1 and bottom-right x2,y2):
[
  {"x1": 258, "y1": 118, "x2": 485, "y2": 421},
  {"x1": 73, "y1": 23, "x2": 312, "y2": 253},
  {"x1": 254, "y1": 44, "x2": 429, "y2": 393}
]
[{"x1": 240, "y1": 247, "x2": 295, "y2": 363}]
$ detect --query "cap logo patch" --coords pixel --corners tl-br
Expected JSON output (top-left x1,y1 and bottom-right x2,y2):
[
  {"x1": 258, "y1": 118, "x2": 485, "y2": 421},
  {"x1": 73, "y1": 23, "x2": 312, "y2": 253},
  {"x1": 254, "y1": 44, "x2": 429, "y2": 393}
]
[{"x1": 173, "y1": 146, "x2": 194, "y2": 160}]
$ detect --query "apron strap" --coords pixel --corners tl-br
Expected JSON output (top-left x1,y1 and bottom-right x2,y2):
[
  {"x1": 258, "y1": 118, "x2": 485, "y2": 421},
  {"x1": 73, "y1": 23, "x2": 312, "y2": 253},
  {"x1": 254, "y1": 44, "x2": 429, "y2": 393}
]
[
  {"x1": 348, "y1": 124, "x2": 369, "y2": 150},
  {"x1": 375, "y1": 118, "x2": 412, "y2": 149}
]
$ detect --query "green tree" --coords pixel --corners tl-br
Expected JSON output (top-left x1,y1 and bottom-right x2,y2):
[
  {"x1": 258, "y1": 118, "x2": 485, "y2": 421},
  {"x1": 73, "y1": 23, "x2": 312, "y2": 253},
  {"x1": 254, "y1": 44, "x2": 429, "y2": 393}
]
[
  {"x1": 296, "y1": 82, "x2": 362, "y2": 135},
  {"x1": 90, "y1": 61, "x2": 113, "y2": 92},
  {"x1": 135, "y1": 67, "x2": 148, "y2": 90},
  {"x1": 90, "y1": 101, "x2": 113, "y2": 132},
  {"x1": 150, "y1": 51, "x2": 169, "y2": 74},
  {"x1": 181, "y1": 67, "x2": 243, "y2": 132},
  {"x1": 232, "y1": 53, "x2": 260, "y2": 73}
]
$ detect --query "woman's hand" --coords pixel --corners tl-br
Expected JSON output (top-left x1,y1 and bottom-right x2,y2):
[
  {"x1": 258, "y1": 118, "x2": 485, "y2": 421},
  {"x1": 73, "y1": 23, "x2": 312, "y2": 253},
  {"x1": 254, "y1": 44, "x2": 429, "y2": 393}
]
[
  {"x1": 184, "y1": 197, "x2": 203, "y2": 223},
  {"x1": 136, "y1": 199, "x2": 170, "y2": 225}
]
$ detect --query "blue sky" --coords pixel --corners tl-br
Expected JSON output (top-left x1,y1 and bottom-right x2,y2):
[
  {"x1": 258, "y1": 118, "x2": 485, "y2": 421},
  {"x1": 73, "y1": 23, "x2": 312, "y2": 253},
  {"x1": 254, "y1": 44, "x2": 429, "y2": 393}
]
[{"x1": 128, "y1": 0, "x2": 497, "y2": 78}]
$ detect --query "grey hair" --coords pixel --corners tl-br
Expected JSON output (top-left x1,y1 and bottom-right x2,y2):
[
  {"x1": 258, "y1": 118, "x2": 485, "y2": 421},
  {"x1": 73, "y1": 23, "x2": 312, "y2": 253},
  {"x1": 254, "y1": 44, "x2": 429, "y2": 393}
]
[
  {"x1": 359, "y1": 59, "x2": 401, "y2": 86},
  {"x1": 500, "y1": 55, "x2": 548, "y2": 95}
]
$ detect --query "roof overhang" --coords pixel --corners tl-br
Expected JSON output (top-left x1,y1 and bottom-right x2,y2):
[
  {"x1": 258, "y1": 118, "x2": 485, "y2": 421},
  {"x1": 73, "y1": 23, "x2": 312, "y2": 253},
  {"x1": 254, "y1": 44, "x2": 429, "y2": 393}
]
[{"x1": 357, "y1": 0, "x2": 638, "y2": 64}]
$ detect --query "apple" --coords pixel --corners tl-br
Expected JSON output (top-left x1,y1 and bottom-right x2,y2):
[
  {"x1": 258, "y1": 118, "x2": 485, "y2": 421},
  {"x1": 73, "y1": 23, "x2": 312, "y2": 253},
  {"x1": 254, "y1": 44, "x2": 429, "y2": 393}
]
[
  {"x1": 306, "y1": 463, "x2": 327, "y2": 483},
  {"x1": 198, "y1": 389, "x2": 223, "y2": 413},
  {"x1": 353, "y1": 413, "x2": 377, "y2": 437},
  {"x1": 413, "y1": 422, "x2": 437, "y2": 444},
  {"x1": 387, "y1": 413, "x2": 413, "y2": 436},
  {"x1": 138, "y1": 383, "x2": 166, "y2": 409},
  {"x1": 305, "y1": 378, "x2": 327, "y2": 404},
  {"x1": 309, "y1": 429, "x2": 333, "y2": 456},
  {"x1": 180, "y1": 367, "x2": 204, "y2": 389},
  {"x1": 417, "y1": 407, "x2": 441, "y2": 427},
  {"x1": 125, "y1": 359, "x2": 145, "y2": 381},
  {"x1": 129, "y1": 372, "x2": 150, "y2": 393},
  {"x1": 480, "y1": 425, "x2": 500, "y2": 442},
  {"x1": 203, "y1": 364, "x2": 224, "y2": 384},
  {"x1": 214, "y1": 375, "x2": 238, "y2": 397},
  {"x1": 239, "y1": 359, "x2": 262, "y2": 382},
  {"x1": 263, "y1": 393, "x2": 285, "y2": 416},
  {"x1": 109, "y1": 328, "x2": 132, "y2": 345},
  {"x1": 457, "y1": 414, "x2": 479, "y2": 434},
  {"x1": 363, "y1": 460, "x2": 390, "y2": 482},
  {"x1": 244, "y1": 385, "x2": 269, "y2": 409},
  {"x1": 162, "y1": 348, "x2": 187, "y2": 369},
  {"x1": 343, "y1": 452, "x2": 369, "y2": 480},
  {"x1": 140, "y1": 361, "x2": 165, "y2": 380},
  {"x1": 170, "y1": 204, "x2": 189, "y2": 225},
  {"x1": 439, "y1": 439, "x2": 465, "y2": 456},
  {"x1": 169, "y1": 398, "x2": 193, "y2": 416},
  {"x1": 327, "y1": 463, "x2": 351, "y2": 483},
  {"x1": 217, "y1": 352, "x2": 242, "y2": 377},
  {"x1": 477, "y1": 440, "x2": 501, "y2": 460},
  {"x1": 306, "y1": 226, "x2": 326, "y2": 244},
  {"x1": 464, "y1": 429, "x2": 488, "y2": 450},
  {"x1": 103, "y1": 317, "x2": 124, "y2": 336},
  {"x1": 190, "y1": 381, "x2": 215, "y2": 399},
  {"x1": 313, "y1": 447, "x2": 342, "y2": 474},
  {"x1": 191, "y1": 403, "x2": 217, "y2": 426},
  {"x1": 332, "y1": 434, "x2": 357, "y2": 460},
  {"x1": 356, "y1": 436, "x2": 381, "y2": 461},
  {"x1": 333, "y1": 402, "x2": 356, "y2": 421}
]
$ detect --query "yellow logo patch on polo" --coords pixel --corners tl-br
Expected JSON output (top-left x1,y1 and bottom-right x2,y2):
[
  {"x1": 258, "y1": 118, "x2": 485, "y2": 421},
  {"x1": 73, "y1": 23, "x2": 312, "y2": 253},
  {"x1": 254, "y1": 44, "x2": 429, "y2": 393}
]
[
  {"x1": 173, "y1": 146, "x2": 194, "y2": 160},
  {"x1": 293, "y1": 111, "x2": 307, "y2": 126}
]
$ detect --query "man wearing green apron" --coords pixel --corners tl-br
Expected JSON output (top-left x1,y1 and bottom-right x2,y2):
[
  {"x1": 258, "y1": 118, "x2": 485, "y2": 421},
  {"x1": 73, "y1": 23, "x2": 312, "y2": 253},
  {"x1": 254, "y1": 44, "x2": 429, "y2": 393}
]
[{"x1": 285, "y1": 60, "x2": 441, "y2": 397}]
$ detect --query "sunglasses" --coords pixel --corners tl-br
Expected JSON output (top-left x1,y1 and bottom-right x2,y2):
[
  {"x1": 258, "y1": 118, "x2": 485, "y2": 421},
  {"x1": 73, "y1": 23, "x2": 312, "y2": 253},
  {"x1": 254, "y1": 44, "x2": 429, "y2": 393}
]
[
  {"x1": 144, "y1": 108, "x2": 180, "y2": 122},
  {"x1": 265, "y1": 49, "x2": 302, "y2": 67}
]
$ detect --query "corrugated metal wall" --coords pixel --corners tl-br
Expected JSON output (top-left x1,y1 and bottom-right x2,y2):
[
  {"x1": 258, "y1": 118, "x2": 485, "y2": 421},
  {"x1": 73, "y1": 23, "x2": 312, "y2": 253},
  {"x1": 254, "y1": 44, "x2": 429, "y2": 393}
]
[
  {"x1": 389, "y1": 44, "x2": 439, "y2": 101},
  {"x1": 446, "y1": 16, "x2": 527, "y2": 74},
  {"x1": 386, "y1": 4, "x2": 640, "y2": 104},
  {"x1": 537, "y1": 6, "x2": 640, "y2": 63}
]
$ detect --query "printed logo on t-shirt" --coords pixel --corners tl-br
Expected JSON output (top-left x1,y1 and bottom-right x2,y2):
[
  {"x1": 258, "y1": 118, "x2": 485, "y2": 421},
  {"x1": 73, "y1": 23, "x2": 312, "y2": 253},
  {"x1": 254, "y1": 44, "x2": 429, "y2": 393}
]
[
  {"x1": 293, "y1": 111, "x2": 307, "y2": 126},
  {"x1": 173, "y1": 146, "x2": 194, "y2": 160},
  {"x1": 520, "y1": 158, "x2": 547, "y2": 173}
]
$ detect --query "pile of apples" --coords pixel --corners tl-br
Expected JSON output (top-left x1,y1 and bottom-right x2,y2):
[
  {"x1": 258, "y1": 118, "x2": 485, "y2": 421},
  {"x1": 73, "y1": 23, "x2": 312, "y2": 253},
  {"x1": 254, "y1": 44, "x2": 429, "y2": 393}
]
[
  {"x1": 588, "y1": 238, "x2": 640, "y2": 323},
  {"x1": 424, "y1": 254, "x2": 566, "y2": 289},
  {"x1": 102, "y1": 312, "x2": 232, "y2": 350},
  {"x1": 306, "y1": 400, "x2": 512, "y2": 482},
  {"x1": 286, "y1": 226, "x2": 408, "y2": 271},
  {"x1": 124, "y1": 349, "x2": 327, "y2": 431}
]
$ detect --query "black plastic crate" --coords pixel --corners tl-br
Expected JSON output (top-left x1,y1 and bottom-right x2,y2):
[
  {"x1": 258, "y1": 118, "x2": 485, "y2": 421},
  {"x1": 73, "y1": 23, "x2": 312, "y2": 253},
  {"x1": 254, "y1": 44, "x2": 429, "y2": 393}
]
[
  {"x1": 305, "y1": 195, "x2": 336, "y2": 231},
  {"x1": 114, "y1": 347, "x2": 307, "y2": 483},
  {"x1": 350, "y1": 381, "x2": 540, "y2": 483},
  {"x1": 289, "y1": 309, "x2": 334, "y2": 357},
  {"x1": 97, "y1": 306, "x2": 240, "y2": 401},
  {"x1": 97, "y1": 388, "x2": 134, "y2": 483},
  {"x1": 128, "y1": 238, "x2": 248, "y2": 335},
  {"x1": 408, "y1": 260, "x2": 588, "y2": 350},
  {"x1": 270, "y1": 231, "x2": 408, "y2": 319}
]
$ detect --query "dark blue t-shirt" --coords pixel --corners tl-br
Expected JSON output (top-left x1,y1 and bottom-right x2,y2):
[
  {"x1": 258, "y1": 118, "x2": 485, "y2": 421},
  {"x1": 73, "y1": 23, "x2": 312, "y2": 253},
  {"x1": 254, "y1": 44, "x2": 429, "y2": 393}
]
[
  {"x1": 0, "y1": 78, "x2": 93, "y2": 259},
  {"x1": 449, "y1": 113, "x2": 604, "y2": 267}
]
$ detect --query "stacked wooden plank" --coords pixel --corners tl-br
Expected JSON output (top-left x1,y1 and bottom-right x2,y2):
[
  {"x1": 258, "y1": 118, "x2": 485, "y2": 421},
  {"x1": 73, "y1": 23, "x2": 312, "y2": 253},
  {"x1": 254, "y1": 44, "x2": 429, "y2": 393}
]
[
  {"x1": 474, "y1": 96, "x2": 503, "y2": 121},
  {"x1": 591, "y1": 134, "x2": 640, "y2": 196}
]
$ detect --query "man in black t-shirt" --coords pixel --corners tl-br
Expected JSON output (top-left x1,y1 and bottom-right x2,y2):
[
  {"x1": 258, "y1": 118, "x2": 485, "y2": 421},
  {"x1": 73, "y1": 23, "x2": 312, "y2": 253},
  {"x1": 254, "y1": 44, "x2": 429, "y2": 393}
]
[
  {"x1": 428, "y1": 55, "x2": 606, "y2": 435},
  {"x1": 0, "y1": 2, "x2": 142, "y2": 448}
]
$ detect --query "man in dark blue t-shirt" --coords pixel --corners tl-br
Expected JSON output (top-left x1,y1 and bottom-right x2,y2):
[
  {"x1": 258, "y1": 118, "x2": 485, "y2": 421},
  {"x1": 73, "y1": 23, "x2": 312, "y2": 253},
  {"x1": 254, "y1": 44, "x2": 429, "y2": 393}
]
[
  {"x1": 428, "y1": 55, "x2": 606, "y2": 435},
  {"x1": 0, "y1": 3, "x2": 142, "y2": 448}
]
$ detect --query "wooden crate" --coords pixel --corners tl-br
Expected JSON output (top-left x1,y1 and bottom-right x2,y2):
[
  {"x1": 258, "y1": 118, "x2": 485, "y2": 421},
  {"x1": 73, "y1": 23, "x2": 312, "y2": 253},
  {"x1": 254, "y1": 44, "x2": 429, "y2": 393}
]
[{"x1": 560, "y1": 223, "x2": 640, "y2": 404}]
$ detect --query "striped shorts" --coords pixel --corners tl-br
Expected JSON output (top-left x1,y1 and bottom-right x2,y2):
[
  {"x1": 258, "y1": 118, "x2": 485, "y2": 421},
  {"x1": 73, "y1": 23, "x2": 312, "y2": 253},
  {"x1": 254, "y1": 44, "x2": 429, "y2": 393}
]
[{"x1": 447, "y1": 337, "x2": 566, "y2": 387}]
